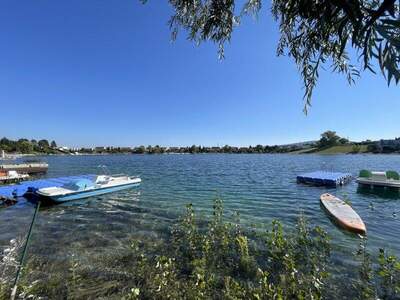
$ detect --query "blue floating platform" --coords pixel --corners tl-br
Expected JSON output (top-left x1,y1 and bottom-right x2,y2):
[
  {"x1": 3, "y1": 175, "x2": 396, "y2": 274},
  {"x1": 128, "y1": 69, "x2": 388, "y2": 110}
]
[
  {"x1": 297, "y1": 171, "x2": 352, "y2": 187},
  {"x1": 0, "y1": 174, "x2": 96, "y2": 200}
]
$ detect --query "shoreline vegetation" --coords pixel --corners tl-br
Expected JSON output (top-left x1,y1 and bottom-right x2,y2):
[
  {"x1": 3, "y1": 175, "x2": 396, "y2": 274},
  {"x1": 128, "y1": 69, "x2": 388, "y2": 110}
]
[
  {"x1": 0, "y1": 200, "x2": 399, "y2": 299},
  {"x1": 1, "y1": 131, "x2": 400, "y2": 157}
]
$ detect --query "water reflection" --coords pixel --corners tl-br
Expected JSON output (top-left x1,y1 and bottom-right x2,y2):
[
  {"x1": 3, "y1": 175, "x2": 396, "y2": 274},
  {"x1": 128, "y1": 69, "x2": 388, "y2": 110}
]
[{"x1": 357, "y1": 185, "x2": 400, "y2": 200}]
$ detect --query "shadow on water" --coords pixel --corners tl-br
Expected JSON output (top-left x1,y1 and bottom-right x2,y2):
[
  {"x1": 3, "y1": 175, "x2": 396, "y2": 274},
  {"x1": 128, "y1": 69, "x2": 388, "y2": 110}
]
[{"x1": 357, "y1": 185, "x2": 400, "y2": 200}]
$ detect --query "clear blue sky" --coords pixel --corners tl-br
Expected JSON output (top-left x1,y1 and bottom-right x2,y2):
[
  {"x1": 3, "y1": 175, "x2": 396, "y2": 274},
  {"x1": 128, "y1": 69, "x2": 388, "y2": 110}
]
[{"x1": 1, "y1": 1, "x2": 399, "y2": 147}]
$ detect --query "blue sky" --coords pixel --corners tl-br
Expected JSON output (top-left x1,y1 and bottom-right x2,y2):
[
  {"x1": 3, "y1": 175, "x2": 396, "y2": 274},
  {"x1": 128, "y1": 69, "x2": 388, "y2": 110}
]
[{"x1": 0, "y1": 1, "x2": 399, "y2": 147}]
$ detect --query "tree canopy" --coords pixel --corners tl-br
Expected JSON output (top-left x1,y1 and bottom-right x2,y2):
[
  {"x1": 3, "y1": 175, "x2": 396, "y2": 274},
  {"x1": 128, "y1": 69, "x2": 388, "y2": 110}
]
[
  {"x1": 318, "y1": 130, "x2": 342, "y2": 147},
  {"x1": 145, "y1": 0, "x2": 400, "y2": 112},
  {"x1": 0, "y1": 137, "x2": 57, "y2": 154}
]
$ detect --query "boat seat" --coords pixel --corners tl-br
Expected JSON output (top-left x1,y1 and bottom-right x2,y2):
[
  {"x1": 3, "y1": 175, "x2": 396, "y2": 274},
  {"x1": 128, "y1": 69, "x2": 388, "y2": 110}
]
[
  {"x1": 359, "y1": 170, "x2": 371, "y2": 178},
  {"x1": 386, "y1": 170, "x2": 400, "y2": 180}
]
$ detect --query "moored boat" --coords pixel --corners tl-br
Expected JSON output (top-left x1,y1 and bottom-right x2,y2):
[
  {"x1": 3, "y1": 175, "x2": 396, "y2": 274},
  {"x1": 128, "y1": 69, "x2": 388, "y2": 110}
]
[
  {"x1": 320, "y1": 193, "x2": 366, "y2": 234},
  {"x1": 0, "y1": 170, "x2": 29, "y2": 184},
  {"x1": 35, "y1": 174, "x2": 141, "y2": 203},
  {"x1": 356, "y1": 170, "x2": 400, "y2": 188}
]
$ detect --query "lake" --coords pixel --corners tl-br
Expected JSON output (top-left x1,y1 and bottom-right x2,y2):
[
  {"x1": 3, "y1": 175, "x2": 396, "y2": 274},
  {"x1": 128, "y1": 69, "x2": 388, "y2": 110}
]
[{"x1": 1, "y1": 154, "x2": 399, "y2": 296}]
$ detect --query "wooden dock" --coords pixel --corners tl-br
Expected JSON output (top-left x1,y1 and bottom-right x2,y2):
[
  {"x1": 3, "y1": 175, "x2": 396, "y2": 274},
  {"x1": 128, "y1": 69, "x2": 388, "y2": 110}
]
[{"x1": 0, "y1": 162, "x2": 48, "y2": 175}]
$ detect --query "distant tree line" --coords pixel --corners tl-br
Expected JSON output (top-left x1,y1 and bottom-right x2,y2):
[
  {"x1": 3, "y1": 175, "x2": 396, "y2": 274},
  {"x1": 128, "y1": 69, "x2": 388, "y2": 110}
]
[
  {"x1": 77, "y1": 144, "x2": 314, "y2": 155},
  {"x1": 2, "y1": 133, "x2": 399, "y2": 155},
  {"x1": 316, "y1": 131, "x2": 400, "y2": 154},
  {"x1": 367, "y1": 138, "x2": 400, "y2": 154},
  {"x1": 0, "y1": 137, "x2": 58, "y2": 154}
]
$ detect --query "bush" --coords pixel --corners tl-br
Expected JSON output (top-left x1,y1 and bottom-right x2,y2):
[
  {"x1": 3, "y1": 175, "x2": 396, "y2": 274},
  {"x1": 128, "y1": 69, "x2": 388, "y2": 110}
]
[
  {"x1": 351, "y1": 144, "x2": 362, "y2": 153},
  {"x1": 124, "y1": 200, "x2": 331, "y2": 299},
  {"x1": 1, "y1": 200, "x2": 399, "y2": 299}
]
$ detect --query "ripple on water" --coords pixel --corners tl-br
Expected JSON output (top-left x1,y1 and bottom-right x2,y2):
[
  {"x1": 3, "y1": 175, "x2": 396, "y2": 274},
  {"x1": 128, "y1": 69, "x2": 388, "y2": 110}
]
[{"x1": 1, "y1": 154, "x2": 400, "y2": 289}]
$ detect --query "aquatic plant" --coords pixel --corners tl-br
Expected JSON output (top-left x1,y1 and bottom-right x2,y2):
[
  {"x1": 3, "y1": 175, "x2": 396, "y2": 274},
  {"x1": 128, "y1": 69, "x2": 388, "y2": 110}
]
[
  {"x1": 123, "y1": 200, "x2": 331, "y2": 299},
  {"x1": 353, "y1": 239, "x2": 376, "y2": 299},
  {"x1": 123, "y1": 200, "x2": 399, "y2": 300},
  {"x1": 377, "y1": 248, "x2": 400, "y2": 298},
  {"x1": 2, "y1": 199, "x2": 399, "y2": 299}
]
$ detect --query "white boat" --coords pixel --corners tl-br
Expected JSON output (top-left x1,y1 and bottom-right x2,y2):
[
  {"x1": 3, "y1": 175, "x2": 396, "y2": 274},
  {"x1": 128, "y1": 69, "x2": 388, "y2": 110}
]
[
  {"x1": 35, "y1": 174, "x2": 141, "y2": 203},
  {"x1": 356, "y1": 170, "x2": 400, "y2": 188}
]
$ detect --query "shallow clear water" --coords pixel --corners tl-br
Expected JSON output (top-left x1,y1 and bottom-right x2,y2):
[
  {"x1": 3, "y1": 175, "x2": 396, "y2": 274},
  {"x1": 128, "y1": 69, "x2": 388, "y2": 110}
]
[{"x1": 1, "y1": 154, "x2": 400, "y2": 293}]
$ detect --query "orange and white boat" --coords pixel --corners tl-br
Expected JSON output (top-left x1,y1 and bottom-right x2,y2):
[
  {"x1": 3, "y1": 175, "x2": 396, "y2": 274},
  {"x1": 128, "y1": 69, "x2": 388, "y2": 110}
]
[
  {"x1": 0, "y1": 170, "x2": 29, "y2": 184},
  {"x1": 320, "y1": 193, "x2": 366, "y2": 234}
]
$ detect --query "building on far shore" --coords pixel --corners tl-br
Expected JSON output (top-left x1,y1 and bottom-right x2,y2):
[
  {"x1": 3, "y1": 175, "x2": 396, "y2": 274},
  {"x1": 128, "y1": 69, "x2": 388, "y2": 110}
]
[
  {"x1": 95, "y1": 147, "x2": 107, "y2": 152},
  {"x1": 58, "y1": 146, "x2": 70, "y2": 152},
  {"x1": 167, "y1": 147, "x2": 180, "y2": 153},
  {"x1": 377, "y1": 138, "x2": 400, "y2": 152}
]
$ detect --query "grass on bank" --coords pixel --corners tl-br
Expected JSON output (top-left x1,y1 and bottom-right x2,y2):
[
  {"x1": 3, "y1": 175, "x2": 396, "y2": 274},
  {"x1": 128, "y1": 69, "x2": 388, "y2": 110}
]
[
  {"x1": 313, "y1": 144, "x2": 368, "y2": 154},
  {"x1": 0, "y1": 200, "x2": 399, "y2": 299}
]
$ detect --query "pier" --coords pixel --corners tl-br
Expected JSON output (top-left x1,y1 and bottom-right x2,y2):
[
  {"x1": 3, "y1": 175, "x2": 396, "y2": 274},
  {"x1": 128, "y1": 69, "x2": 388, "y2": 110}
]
[{"x1": 0, "y1": 162, "x2": 49, "y2": 175}]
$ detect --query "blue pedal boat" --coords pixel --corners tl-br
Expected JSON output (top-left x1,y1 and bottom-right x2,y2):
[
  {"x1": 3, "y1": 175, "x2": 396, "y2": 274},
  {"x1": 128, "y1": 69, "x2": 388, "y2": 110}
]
[{"x1": 35, "y1": 175, "x2": 141, "y2": 203}]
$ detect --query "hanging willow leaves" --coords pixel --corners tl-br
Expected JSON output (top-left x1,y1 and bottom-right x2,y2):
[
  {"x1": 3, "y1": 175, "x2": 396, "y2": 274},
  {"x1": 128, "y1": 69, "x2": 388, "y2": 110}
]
[{"x1": 142, "y1": 0, "x2": 399, "y2": 113}]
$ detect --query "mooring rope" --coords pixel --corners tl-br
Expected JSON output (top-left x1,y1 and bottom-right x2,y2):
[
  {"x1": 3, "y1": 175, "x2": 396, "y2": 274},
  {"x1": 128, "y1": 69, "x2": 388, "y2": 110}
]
[{"x1": 10, "y1": 200, "x2": 41, "y2": 300}]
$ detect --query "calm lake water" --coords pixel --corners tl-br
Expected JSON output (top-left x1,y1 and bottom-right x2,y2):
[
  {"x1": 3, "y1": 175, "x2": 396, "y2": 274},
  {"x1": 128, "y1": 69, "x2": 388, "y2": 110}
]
[{"x1": 1, "y1": 154, "x2": 400, "y2": 295}]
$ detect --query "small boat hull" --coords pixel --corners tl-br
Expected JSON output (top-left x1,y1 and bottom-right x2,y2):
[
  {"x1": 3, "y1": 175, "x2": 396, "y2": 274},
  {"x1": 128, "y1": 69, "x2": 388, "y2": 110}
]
[
  {"x1": 320, "y1": 193, "x2": 366, "y2": 234},
  {"x1": 37, "y1": 181, "x2": 140, "y2": 203}
]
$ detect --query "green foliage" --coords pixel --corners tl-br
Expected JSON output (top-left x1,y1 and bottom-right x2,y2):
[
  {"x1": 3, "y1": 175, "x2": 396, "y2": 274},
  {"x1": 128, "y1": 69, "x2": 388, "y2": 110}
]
[
  {"x1": 359, "y1": 169, "x2": 372, "y2": 178},
  {"x1": 125, "y1": 200, "x2": 332, "y2": 299},
  {"x1": 37, "y1": 139, "x2": 49, "y2": 149},
  {"x1": 2, "y1": 200, "x2": 400, "y2": 299},
  {"x1": 123, "y1": 201, "x2": 400, "y2": 300},
  {"x1": 263, "y1": 217, "x2": 330, "y2": 299},
  {"x1": 318, "y1": 130, "x2": 341, "y2": 148},
  {"x1": 353, "y1": 239, "x2": 376, "y2": 299},
  {"x1": 0, "y1": 137, "x2": 58, "y2": 154},
  {"x1": 149, "y1": 0, "x2": 399, "y2": 112},
  {"x1": 16, "y1": 140, "x2": 33, "y2": 154},
  {"x1": 352, "y1": 144, "x2": 362, "y2": 153},
  {"x1": 386, "y1": 170, "x2": 400, "y2": 180},
  {"x1": 367, "y1": 143, "x2": 380, "y2": 153},
  {"x1": 133, "y1": 145, "x2": 146, "y2": 154},
  {"x1": 377, "y1": 248, "x2": 400, "y2": 298}
]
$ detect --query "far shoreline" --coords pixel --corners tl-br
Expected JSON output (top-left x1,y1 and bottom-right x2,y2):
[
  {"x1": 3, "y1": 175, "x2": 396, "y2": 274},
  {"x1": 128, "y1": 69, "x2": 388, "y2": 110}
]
[{"x1": 3, "y1": 151, "x2": 400, "y2": 158}]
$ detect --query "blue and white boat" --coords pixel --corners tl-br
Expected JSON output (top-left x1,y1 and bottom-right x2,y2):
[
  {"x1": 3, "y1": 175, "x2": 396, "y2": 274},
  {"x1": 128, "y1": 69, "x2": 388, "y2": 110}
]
[{"x1": 35, "y1": 174, "x2": 141, "y2": 203}]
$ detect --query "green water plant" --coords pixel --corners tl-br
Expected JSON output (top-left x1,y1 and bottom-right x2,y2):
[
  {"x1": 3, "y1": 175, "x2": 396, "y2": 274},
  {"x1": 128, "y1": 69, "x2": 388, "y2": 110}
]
[
  {"x1": 1, "y1": 199, "x2": 400, "y2": 299},
  {"x1": 124, "y1": 200, "x2": 400, "y2": 300},
  {"x1": 123, "y1": 200, "x2": 331, "y2": 299},
  {"x1": 377, "y1": 248, "x2": 400, "y2": 298},
  {"x1": 353, "y1": 239, "x2": 376, "y2": 299}
]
